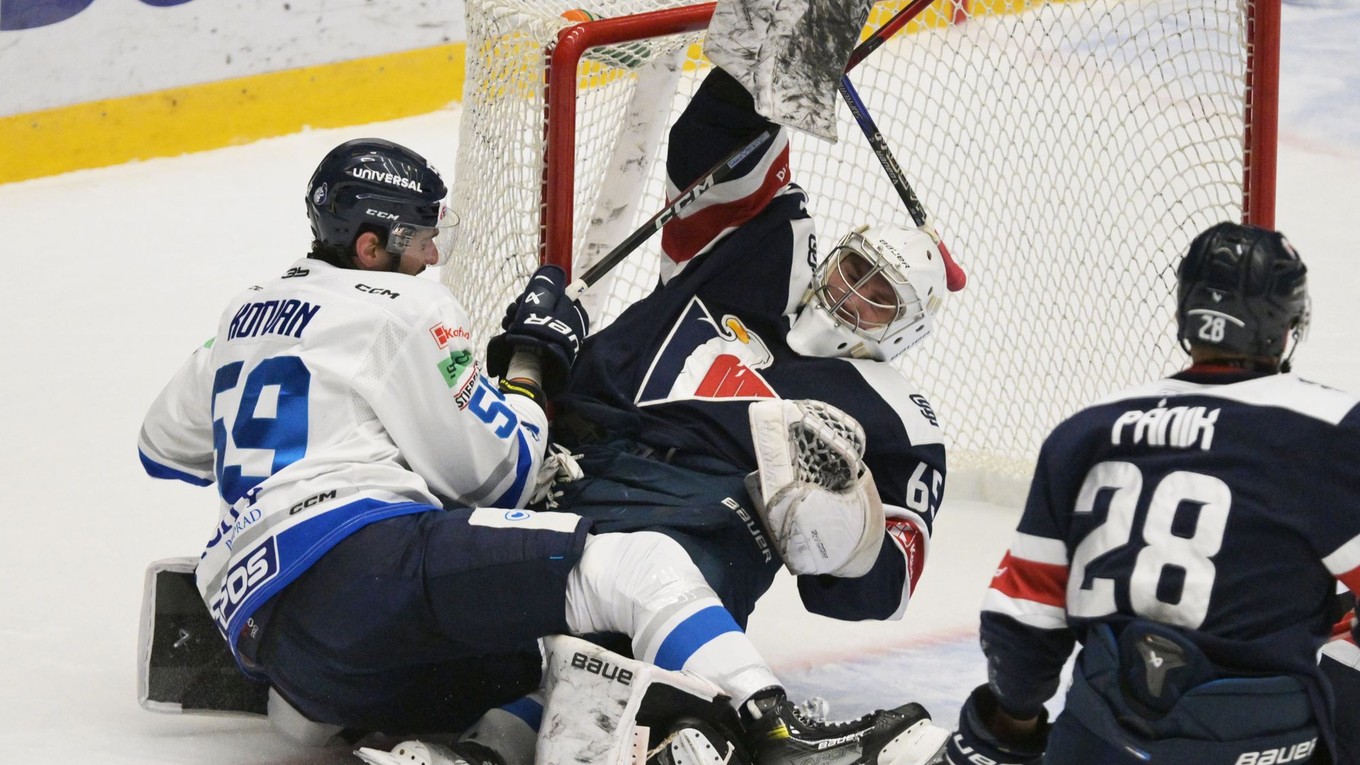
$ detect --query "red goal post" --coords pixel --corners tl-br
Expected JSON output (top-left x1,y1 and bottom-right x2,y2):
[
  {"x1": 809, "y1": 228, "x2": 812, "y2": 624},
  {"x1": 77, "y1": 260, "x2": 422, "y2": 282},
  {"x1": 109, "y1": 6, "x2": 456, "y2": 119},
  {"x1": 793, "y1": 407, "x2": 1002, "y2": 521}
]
[{"x1": 447, "y1": 0, "x2": 1281, "y2": 502}]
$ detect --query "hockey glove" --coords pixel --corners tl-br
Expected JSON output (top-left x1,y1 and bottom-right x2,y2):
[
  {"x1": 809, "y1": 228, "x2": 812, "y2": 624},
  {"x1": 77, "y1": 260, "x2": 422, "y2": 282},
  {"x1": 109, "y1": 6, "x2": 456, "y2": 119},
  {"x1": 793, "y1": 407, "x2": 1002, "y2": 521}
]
[
  {"x1": 746, "y1": 399, "x2": 885, "y2": 577},
  {"x1": 486, "y1": 265, "x2": 589, "y2": 396},
  {"x1": 943, "y1": 685, "x2": 1048, "y2": 765}
]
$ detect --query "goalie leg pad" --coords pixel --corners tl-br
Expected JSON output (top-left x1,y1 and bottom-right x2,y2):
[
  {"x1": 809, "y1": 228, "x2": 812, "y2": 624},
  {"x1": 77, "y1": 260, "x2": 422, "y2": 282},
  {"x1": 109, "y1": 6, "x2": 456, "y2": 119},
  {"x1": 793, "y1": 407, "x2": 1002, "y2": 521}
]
[
  {"x1": 138, "y1": 557, "x2": 268, "y2": 716},
  {"x1": 1321, "y1": 639, "x2": 1360, "y2": 765},
  {"x1": 747, "y1": 400, "x2": 884, "y2": 577},
  {"x1": 535, "y1": 635, "x2": 734, "y2": 765}
]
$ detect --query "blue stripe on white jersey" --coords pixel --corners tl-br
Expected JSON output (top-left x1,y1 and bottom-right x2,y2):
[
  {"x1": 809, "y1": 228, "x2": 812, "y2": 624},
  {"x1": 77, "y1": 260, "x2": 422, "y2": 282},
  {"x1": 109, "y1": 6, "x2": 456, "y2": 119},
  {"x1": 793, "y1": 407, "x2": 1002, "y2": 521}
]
[{"x1": 139, "y1": 451, "x2": 213, "y2": 486}]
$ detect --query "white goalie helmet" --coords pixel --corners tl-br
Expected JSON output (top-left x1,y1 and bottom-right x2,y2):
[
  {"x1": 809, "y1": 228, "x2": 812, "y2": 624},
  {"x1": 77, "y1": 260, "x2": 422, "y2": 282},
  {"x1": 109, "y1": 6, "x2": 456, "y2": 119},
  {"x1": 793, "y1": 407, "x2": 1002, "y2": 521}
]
[{"x1": 787, "y1": 224, "x2": 947, "y2": 361}]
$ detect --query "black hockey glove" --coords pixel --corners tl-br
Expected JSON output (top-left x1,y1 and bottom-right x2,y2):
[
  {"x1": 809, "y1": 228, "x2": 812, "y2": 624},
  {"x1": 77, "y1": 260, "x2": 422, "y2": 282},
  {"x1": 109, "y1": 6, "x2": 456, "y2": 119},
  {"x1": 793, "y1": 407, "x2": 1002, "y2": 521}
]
[
  {"x1": 943, "y1": 684, "x2": 1048, "y2": 765},
  {"x1": 486, "y1": 265, "x2": 588, "y2": 397}
]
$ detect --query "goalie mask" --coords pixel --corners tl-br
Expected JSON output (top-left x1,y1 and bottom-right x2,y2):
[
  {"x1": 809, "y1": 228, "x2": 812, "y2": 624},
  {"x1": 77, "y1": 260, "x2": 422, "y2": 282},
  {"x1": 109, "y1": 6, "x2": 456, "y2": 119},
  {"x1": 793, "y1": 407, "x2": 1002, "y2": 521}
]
[
  {"x1": 306, "y1": 138, "x2": 457, "y2": 267},
  {"x1": 1176, "y1": 221, "x2": 1309, "y2": 367},
  {"x1": 787, "y1": 225, "x2": 946, "y2": 361}
]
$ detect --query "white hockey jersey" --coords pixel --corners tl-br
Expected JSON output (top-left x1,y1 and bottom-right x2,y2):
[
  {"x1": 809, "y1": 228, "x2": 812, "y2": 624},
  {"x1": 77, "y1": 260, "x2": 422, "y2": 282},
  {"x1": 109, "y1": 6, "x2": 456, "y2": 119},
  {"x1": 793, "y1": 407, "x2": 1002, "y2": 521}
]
[{"x1": 139, "y1": 259, "x2": 547, "y2": 663}]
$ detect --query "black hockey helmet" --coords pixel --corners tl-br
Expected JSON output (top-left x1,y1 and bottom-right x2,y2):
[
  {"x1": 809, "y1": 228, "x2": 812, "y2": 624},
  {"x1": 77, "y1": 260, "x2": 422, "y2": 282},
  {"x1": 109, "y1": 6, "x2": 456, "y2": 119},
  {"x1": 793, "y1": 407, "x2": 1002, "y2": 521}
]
[
  {"x1": 1175, "y1": 221, "x2": 1309, "y2": 362},
  {"x1": 305, "y1": 138, "x2": 449, "y2": 259}
]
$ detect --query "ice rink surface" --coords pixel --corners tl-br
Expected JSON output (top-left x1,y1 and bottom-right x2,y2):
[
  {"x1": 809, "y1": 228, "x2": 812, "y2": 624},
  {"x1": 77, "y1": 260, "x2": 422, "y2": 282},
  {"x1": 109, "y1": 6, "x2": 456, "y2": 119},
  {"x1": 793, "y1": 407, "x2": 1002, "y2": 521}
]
[{"x1": 1, "y1": 3, "x2": 1357, "y2": 761}]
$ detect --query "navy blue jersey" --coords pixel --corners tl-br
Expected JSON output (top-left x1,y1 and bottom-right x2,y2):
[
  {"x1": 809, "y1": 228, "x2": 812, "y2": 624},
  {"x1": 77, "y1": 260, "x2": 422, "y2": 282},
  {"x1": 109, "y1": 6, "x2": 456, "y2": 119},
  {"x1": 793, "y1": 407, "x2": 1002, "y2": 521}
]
[
  {"x1": 556, "y1": 71, "x2": 947, "y2": 622},
  {"x1": 981, "y1": 367, "x2": 1360, "y2": 745}
]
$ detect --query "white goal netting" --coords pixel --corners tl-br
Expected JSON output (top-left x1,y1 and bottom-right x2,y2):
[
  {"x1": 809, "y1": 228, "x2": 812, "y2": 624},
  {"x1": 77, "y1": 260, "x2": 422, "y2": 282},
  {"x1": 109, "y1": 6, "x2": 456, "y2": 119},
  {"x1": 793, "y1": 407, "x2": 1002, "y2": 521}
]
[{"x1": 445, "y1": 0, "x2": 1273, "y2": 502}]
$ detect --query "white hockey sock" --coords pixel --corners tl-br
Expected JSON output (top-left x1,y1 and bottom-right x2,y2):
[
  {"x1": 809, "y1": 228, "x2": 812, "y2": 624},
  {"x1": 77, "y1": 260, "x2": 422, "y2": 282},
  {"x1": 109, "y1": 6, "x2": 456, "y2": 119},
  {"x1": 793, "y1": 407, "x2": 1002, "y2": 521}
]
[{"x1": 564, "y1": 531, "x2": 781, "y2": 706}]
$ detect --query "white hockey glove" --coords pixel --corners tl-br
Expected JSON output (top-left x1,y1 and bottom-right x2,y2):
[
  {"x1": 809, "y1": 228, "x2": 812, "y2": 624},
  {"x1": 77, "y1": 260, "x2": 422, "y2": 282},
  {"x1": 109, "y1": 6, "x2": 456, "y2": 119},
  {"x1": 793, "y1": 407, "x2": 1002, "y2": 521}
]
[
  {"x1": 746, "y1": 399, "x2": 885, "y2": 577},
  {"x1": 530, "y1": 442, "x2": 584, "y2": 509}
]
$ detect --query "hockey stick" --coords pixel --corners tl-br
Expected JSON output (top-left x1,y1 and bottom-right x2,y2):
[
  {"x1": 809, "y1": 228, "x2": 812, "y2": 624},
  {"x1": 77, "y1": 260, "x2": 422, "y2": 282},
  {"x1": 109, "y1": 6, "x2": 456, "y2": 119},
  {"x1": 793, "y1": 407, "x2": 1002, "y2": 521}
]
[
  {"x1": 838, "y1": 75, "x2": 967, "y2": 291},
  {"x1": 566, "y1": 0, "x2": 938, "y2": 297},
  {"x1": 569, "y1": 123, "x2": 779, "y2": 296}
]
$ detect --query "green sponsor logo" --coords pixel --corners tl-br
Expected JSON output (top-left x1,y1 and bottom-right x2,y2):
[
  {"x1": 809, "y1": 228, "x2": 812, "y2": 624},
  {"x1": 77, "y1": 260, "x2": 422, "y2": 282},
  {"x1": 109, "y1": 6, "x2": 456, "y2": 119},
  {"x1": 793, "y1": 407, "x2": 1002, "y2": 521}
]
[{"x1": 438, "y1": 349, "x2": 474, "y2": 388}]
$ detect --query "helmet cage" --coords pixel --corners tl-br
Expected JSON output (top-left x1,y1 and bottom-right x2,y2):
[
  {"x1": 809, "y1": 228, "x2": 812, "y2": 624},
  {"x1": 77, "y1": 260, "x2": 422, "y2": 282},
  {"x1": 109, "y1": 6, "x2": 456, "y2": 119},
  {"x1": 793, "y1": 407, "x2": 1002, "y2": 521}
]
[{"x1": 810, "y1": 229, "x2": 927, "y2": 347}]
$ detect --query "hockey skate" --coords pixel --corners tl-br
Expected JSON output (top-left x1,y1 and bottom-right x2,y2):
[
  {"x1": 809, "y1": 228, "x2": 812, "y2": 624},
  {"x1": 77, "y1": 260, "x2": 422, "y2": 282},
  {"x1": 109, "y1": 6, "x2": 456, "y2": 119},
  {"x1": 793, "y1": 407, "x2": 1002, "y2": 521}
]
[
  {"x1": 743, "y1": 693, "x2": 949, "y2": 765},
  {"x1": 648, "y1": 718, "x2": 747, "y2": 765},
  {"x1": 353, "y1": 739, "x2": 504, "y2": 765}
]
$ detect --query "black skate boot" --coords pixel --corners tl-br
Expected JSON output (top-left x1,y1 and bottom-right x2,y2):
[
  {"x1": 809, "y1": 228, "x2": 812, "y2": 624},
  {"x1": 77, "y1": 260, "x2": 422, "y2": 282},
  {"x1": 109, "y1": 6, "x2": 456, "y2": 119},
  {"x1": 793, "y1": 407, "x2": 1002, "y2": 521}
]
[{"x1": 741, "y1": 691, "x2": 949, "y2": 765}]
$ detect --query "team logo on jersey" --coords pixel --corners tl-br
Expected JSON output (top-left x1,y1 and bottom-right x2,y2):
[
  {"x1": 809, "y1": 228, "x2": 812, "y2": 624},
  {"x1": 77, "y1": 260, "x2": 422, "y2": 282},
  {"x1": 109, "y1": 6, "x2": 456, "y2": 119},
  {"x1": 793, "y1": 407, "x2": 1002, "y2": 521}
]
[
  {"x1": 636, "y1": 297, "x2": 777, "y2": 406},
  {"x1": 429, "y1": 322, "x2": 471, "y2": 349}
]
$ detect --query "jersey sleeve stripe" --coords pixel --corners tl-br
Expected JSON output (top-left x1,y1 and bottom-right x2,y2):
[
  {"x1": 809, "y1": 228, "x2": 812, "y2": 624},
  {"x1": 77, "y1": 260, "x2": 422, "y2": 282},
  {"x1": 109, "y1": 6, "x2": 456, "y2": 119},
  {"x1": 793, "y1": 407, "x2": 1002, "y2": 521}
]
[
  {"x1": 1324, "y1": 533, "x2": 1360, "y2": 580},
  {"x1": 139, "y1": 450, "x2": 214, "y2": 486},
  {"x1": 1337, "y1": 567, "x2": 1360, "y2": 597},
  {"x1": 991, "y1": 550, "x2": 1068, "y2": 607},
  {"x1": 885, "y1": 516, "x2": 929, "y2": 618},
  {"x1": 487, "y1": 429, "x2": 536, "y2": 509},
  {"x1": 660, "y1": 143, "x2": 791, "y2": 267},
  {"x1": 982, "y1": 588, "x2": 1068, "y2": 630},
  {"x1": 1010, "y1": 531, "x2": 1069, "y2": 565}
]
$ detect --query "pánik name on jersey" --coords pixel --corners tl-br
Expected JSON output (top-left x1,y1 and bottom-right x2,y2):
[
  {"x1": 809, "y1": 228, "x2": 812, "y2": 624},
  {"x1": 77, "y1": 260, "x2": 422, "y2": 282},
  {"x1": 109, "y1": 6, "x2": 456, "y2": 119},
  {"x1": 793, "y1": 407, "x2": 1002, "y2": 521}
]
[
  {"x1": 349, "y1": 167, "x2": 423, "y2": 192},
  {"x1": 1111, "y1": 400, "x2": 1220, "y2": 450}
]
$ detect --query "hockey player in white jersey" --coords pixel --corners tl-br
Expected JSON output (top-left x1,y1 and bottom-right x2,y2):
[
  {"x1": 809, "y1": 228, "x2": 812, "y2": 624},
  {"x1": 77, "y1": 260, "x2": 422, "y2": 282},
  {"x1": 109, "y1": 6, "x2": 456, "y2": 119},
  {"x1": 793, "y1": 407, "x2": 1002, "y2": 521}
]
[
  {"x1": 138, "y1": 137, "x2": 599, "y2": 740},
  {"x1": 941, "y1": 222, "x2": 1360, "y2": 764}
]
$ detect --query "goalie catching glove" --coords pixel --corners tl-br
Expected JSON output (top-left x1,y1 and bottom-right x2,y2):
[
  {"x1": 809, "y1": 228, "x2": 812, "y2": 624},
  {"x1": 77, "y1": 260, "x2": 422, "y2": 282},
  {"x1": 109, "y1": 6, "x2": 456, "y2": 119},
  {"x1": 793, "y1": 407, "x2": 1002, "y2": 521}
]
[
  {"x1": 486, "y1": 265, "x2": 589, "y2": 397},
  {"x1": 745, "y1": 399, "x2": 884, "y2": 577}
]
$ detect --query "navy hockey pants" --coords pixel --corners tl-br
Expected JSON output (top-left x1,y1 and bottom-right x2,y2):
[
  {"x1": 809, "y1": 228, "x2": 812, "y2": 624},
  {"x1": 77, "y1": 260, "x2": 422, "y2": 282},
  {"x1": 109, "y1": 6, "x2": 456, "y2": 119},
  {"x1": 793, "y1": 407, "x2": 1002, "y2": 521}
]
[
  {"x1": 548, "y1": 439, "x2": 782, "y2": 627},
  {"x1": 1046, "y1": 624, "x2": 1323, "y2": 765},
  {"x1": 241, "y1": 507, "x2": 590, "y2": 735}
]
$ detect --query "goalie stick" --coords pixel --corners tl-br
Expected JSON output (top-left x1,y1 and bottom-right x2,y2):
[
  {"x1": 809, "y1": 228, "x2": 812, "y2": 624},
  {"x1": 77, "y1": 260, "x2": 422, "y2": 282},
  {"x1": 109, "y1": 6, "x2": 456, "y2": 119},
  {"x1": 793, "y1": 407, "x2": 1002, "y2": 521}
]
[
  {"x1": 838, "y1": 74, "x2": 967, "y2": 291},
  {"x1": 567, "y1": 0, "x2": 942, "y2": 297},
  {"x1": 569, "y1": 123, "x2": 779, "y2": 297}
]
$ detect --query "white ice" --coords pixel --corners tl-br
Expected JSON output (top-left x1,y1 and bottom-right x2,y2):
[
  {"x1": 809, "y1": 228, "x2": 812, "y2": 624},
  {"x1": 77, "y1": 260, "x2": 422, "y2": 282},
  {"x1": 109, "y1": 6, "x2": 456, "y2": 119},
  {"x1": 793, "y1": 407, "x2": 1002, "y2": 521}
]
[{"x1": 1, "y1": 3, "x2": 1357, "y2": 761}]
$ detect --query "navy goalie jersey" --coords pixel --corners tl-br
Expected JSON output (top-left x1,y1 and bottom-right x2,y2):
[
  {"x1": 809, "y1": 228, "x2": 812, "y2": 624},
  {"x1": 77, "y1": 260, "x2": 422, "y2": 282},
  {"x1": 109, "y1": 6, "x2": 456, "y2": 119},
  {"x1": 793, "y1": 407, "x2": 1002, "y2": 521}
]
[
  {"x1": 980, "y1": 366, "x2": 1360, "y2": 741},
  {"x1": 555, "y1": 69, "x2": 947, "y2": 622}
]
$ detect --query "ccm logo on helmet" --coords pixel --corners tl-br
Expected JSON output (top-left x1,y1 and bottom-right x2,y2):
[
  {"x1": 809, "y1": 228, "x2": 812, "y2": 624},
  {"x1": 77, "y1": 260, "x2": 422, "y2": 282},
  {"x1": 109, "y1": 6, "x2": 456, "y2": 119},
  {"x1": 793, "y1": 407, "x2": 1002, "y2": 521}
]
[{"x1": 349, "y1": 167, "x2": 424, "y2": 192}]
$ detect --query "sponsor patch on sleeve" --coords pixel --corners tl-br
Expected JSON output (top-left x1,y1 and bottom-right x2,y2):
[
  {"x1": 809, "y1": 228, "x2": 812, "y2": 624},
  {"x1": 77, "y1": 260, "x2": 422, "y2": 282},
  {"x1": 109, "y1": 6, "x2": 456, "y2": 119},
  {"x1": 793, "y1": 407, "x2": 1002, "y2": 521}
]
[{"x1": 437, "y1": 349, "x2": 478, "y2": 409}]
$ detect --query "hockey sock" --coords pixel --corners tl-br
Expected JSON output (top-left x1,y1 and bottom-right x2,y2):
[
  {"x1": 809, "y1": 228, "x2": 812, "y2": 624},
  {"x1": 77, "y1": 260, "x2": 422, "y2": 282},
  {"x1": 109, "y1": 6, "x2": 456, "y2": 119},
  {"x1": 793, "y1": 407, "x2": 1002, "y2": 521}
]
[{"x1": 564, "y1": 531, "x2": 781, "y2": 707}]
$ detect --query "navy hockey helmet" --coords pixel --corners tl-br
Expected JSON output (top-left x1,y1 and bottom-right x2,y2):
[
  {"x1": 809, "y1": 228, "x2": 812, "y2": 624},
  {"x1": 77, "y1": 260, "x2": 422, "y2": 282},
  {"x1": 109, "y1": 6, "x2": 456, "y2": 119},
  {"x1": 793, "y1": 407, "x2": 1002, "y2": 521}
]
[
  {"x1": 305, "y1": 138, "x2": 449, "y2": 262},
  {"x1": 1175, "y1": 221, "x2": 1309, "y2": 362}
]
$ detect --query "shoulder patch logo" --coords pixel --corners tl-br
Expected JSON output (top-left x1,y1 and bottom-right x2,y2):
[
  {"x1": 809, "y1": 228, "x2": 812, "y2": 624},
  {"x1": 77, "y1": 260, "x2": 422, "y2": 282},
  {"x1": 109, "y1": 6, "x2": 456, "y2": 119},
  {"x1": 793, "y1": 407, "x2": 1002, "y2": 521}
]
[{"x1": 636, "y1": 297, "x2": 777, "y2": 406}]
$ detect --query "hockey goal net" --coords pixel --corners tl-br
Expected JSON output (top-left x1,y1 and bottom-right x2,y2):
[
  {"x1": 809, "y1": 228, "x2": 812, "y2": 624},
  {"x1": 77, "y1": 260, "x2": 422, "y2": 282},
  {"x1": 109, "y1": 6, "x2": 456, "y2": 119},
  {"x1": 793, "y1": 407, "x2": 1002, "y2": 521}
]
[{"x1": 445, "y1": 0, "x2": 1279, "y2": 503}]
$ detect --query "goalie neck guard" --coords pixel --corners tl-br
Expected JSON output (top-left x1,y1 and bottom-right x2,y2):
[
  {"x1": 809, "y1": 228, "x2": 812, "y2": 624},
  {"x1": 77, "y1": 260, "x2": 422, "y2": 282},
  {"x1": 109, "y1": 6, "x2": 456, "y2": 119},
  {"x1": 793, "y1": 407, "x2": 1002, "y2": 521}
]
[{"x1": 787, "y1": 225, "x2": 946, "y2": 361}]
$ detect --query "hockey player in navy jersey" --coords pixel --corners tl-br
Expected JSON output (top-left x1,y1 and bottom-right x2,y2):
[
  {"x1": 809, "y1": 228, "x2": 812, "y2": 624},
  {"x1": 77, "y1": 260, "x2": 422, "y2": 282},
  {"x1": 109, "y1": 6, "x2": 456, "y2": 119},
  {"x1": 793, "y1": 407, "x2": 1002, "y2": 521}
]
[
  {"x1": 140, "y1": 137, "x2": 951, "y2": 765},
  {"x1": 940, "y1": 222, "x2": 1360, "y2": 765},
  {"x1": 528, "y1": 63, "x2": 954, "y2": 762}
]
